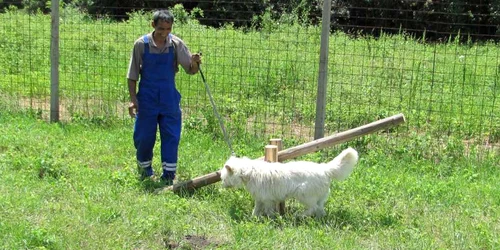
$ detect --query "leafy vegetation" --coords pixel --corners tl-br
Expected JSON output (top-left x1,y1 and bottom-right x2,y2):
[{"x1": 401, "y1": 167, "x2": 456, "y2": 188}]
[{"x1": 4, "y1": 0, "x2": 500, "y2": 41}]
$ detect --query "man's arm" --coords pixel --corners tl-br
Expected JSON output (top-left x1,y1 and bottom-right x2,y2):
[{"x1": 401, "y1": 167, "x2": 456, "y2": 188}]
[
  {"x1": 128, "y1": 79, "x2": 138, "y2": 118},
  {"x1": 127, "y1": 38, "x2": 143, "y2": 118},
  {"x1": 172, "y1": 36, "x2": 202, "y2": 75}
]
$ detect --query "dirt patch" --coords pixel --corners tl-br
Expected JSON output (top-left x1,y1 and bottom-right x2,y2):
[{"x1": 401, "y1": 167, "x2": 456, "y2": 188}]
[
  {"x1": 11, "y1": 94, "x2": 129, "y2": 121},
  {"x1": 165, "y1": 234, "x2": 220, "y2": 249},
  {"x1": 463, "y1": 138, "x2": 500, "y2": 158}
]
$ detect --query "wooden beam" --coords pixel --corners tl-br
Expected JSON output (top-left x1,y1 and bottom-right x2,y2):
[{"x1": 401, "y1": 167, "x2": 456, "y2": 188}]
[
  {"x1": 157, "y1": 113, "x2": 405, "y2": 193},
  {"x1": 266, "y1": 113, "x2": 406, "y2": 162},
  {"x1": 159, "y1": 171, "x2": 222, "y2": 193}
]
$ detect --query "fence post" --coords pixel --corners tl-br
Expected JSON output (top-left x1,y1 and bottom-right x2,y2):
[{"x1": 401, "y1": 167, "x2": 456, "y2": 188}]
[
  {"x1": 314, "y1": 0, "x2": 332, "y2": 139},
  {"x1": 264, "y1": 144, "x2": 284, "y2": 215},
  {"x1": 50, "y1": 0, "x2": 60, "y2": 122},
  {"x1": 264, "y1": 145, "x2": 278, "y2": 162},
  {"x1": 269, "y1": 138, "x2": 286, "y2": 215}
]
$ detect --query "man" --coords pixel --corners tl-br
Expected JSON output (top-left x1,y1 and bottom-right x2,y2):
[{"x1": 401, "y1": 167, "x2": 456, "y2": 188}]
[{"x1": 127, "y1": 9, "x2": 202, "y2": 184}]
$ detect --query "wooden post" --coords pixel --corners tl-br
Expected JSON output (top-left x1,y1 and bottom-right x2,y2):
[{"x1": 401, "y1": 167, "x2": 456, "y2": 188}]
[
  {"x1": 314, "y1": 0, "x2": 332, "y2": 139},
  {"x1": 269, "y1": 138, "x2": 283, "y2": 152},
  {"x1": 264, "y1": 145, "x2": 278, "y2": 162},
  {"x1": 157, "y1": 113, "x2": 406, "y2": 193},
  {"x1": 264, "y1": 144, "x2": 283, "y2": 215},
  {"x1": 268, "y1": 139, "x2": 286, "y2": 215},
  {"x1": 50, "y1": 0, "x2": 60, "y2": 122}
]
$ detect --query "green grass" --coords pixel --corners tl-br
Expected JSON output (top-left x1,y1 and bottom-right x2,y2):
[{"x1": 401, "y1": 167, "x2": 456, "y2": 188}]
[{"x1": 0, "y1": 111, "x2": 499, "y2": 249}]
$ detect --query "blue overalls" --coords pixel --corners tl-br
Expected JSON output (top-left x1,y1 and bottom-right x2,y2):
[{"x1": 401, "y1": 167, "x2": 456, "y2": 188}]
[{"x1": 134, "y1": 34, "x2": 181, "y2": 180}]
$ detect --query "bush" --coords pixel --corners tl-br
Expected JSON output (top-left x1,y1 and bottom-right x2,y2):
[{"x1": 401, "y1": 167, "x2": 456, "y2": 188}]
[
  {"x1": 331, "y1": 0, "x2": 500, "y2": 42},
  {"x1": 2, "y1": 0, "x2": 499, "y2": 41}
]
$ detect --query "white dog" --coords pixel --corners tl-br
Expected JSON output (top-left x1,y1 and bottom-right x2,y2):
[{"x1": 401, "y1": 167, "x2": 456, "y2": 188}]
[{"x1": 220, "y1": 147, "x2": 359, "y2": 218}]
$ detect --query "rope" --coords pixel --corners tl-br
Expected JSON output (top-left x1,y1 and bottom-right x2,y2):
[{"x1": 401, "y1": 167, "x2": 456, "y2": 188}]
[{"x1": 199, "y1": 64, "x2": 235, "y2": 156}]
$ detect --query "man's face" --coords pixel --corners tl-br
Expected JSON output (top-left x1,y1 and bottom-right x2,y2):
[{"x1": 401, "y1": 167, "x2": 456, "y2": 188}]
[{"x1": 152, "y1": 20, "x2": 172, "y2": 39}]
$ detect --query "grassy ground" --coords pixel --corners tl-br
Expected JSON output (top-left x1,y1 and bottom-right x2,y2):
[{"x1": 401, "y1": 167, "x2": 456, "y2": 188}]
[{"x1": 0, "y1": 111, "x2": 498, "y2": 249}]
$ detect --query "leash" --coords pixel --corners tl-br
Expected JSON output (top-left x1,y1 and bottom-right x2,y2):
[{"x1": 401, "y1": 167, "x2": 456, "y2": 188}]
[{"x1": 197, "y1": 55, "x2": 235, "y2": 156}]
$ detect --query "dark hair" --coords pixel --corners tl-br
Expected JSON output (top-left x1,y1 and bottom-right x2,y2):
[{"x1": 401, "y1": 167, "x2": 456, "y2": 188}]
[{"x1": 152, "y1": 9, "x2": 174, "y2": 25}]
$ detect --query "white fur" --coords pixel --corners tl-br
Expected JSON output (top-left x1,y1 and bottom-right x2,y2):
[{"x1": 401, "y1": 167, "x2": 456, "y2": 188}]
[{"x1": 220, "y1": 147, "x2": 359, "y2": 217}]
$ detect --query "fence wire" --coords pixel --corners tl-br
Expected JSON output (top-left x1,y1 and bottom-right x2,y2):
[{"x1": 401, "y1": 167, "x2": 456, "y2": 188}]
[{"x1": 0, "y1": 0, "x2": 498, "y2": 155}]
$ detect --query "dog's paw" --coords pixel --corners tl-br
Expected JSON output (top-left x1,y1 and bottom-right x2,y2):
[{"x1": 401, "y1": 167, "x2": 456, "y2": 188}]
[{"x1": 314, "y1": 209, "x2": 326, "y2": 218}]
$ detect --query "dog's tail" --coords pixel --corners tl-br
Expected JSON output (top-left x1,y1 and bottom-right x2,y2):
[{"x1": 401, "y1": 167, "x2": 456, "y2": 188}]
[{"x1": 326, "y1": 147, "x2": 359, "y2": 181}]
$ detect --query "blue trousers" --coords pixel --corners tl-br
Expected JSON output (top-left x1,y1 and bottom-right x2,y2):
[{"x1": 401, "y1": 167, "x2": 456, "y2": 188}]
[{"x1": 134, "y1": 110, "x2": 181, "y2": 179}]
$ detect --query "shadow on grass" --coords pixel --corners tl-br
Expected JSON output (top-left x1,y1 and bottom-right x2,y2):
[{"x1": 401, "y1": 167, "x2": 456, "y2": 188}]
[
  {"x1": 291, "y1": 208, "x2": 401, "y2": 230},
  {"x1": 228, "y1": 204, "x2": 401, "y2": 231},
  {"x1": 139, "y1": 178, "x2": 165, "y2": 193},
  {"x1": 144, "y1": 179, "x2": 201, "y2": 197}
]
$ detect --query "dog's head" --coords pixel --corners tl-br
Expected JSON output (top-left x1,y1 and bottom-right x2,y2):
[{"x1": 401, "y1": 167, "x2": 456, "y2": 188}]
[{"x1": 220, "y1": 156, "x2": 248, "y2": 188}]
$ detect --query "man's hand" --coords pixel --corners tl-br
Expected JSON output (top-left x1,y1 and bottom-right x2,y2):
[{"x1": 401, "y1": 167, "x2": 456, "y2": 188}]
[
  {"x1": 128, "y1": 100, "x2": 138, "y2": 118},
  {"x1": 128, "y1": 79, "x2": 138, "y2": 118},
  {"x1": 192, "y1": 53, "x2": 202, "y2": 65},
  {"x1": 189, "y1": 53, "x2": 202, "y2": 74}
]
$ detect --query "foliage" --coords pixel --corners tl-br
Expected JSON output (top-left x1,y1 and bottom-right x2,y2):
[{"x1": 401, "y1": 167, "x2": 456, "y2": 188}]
[
  {"x1": 3, "y1": 0, "x2": 500, "y2": 41},
  {"x1": 331, "y1": 0, "x2": 500, "y2": 41}
]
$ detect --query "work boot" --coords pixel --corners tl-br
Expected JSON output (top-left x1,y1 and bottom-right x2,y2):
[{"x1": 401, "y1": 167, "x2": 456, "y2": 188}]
[
  {"x1": 138, "y1": 166, "x2": 154, "y2": 181},
  {"x1": 160, "y1": 171, "x2": 175, "y2": 186},
  {"x1": 159, "y1": 176, "x2": 174, "y2": 186}
]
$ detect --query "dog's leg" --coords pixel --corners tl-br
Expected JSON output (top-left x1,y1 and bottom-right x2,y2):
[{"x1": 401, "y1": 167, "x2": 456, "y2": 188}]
[
  {"x1": 297, "y1": 196, "x2": 319, "y2": 217},
  {"x1": 252, "y1": 200, "x2": 265, "y2": 216},
  {"x1": 265, "y1": 201, "x2": 277, "y2": 218},
  {"x1": 314, "y1": 207, "x2": 326, "y2": 218},
  {"x1": 302, "y1": 206, "x2": 318, "y2": 217},
  {"x1": 302, "y1": 204, "x2": 319, "y2": 217},
  {"x1": 262, "y1": 201, "x2": 278, "y2": 217},
  {"x1": 314, "y1": 192, "x2": 329, "y2": 218}
]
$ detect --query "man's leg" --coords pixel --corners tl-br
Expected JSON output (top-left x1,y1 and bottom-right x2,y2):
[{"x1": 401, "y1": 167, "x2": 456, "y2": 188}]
[
  {"x1": 133, "y1": 112, "x2": 158, "y2": 179},
  {"x1": 158, "y1": 112, "x2": 182, "y2": 182}
]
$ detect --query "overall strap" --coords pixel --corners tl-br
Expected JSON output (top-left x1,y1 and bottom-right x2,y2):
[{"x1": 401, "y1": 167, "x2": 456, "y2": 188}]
[
  {"x1": 169, "y1": 34, "x2": 179, "y2": 72},
  {"x1": 170, "y1": 34, "x2": 177, "y2": 64},
  {"x1": 143, "y1": 35, "x2": 149, "y2": 54}
]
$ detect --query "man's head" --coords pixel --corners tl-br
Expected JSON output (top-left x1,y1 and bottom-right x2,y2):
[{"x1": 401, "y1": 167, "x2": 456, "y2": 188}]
[
  {"x1": 153, "y1": 9, "x2": 174, "y2": 25},
  {"x1": 151, "y1": 10, "x2": 174, "y2": 39}
]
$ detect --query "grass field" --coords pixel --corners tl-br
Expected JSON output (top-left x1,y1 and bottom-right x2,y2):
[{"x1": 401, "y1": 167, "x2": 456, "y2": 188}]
[
  {"x1": 0, "y1": 110, "x2": 499, "y2": 249},
  {"x1": 0, "y1": 6, "x2": 499, "y2": 249}
]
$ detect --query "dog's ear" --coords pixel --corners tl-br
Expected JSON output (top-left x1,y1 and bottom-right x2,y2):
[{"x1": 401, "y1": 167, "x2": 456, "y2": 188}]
[{"x1": 224, "y1": 165, "x2": 233, "y2": 175}]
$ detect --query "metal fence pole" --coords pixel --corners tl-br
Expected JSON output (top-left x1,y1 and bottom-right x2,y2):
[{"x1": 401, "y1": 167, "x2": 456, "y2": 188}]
[
  {"x1": 50, "y1": 0, "x2": 60, "y2": 122},
  {"x1": 314, "y1": 0, "x2": 332, "y2": 139}
]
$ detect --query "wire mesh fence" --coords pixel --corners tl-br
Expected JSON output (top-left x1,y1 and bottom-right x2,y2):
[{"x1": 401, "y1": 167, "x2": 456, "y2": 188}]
[{"x1": 0, "y1": 0, "x2": 498, "y2": 155}]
